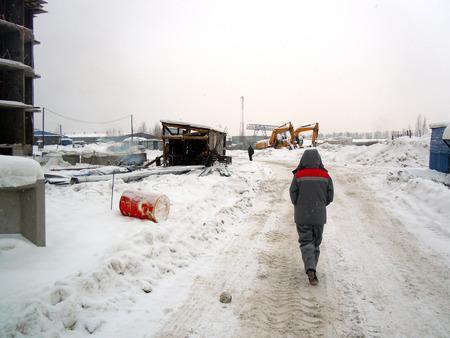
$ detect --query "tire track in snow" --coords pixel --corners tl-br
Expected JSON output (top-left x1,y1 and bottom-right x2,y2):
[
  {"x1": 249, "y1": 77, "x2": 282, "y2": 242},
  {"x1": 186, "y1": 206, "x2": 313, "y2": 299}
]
[
  {"x1": 237, "y1": 167, "x2": 326, "y2": 338},
  {"x1": 324, "y1": 165, "x2": 450, "y2": 337},
  {"x1": 155, "y1": 168, "x2": 326, "y2": 337},
  {"x1": 155, "y1": 156, "x2": 450, "y2": 337},
  {"x1": 154, "y1": 177, "x2": 292, "y2": 337}
]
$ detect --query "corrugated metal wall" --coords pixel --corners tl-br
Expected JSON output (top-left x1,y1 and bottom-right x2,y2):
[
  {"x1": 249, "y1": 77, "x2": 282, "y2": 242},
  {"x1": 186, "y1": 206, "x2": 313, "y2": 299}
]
[{"x1": 430, "y1": 126, "x2": 450, "y2": 173}]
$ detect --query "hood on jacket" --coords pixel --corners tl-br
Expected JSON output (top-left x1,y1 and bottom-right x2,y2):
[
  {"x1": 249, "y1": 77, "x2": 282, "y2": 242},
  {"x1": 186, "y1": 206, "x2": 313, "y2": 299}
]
[{"x1": 292, "y1": 149, "x2": 326, "y2": 174}]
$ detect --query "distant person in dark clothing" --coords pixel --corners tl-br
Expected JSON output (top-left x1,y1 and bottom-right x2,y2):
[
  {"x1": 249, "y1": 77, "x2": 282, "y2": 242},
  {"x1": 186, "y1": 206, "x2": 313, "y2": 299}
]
[
  {"x1": 289, "y1": 149, "x2": 334, "y2": 285},
  {"x1": 248, "y1": 145, "x2": 254, "y2": 161}
]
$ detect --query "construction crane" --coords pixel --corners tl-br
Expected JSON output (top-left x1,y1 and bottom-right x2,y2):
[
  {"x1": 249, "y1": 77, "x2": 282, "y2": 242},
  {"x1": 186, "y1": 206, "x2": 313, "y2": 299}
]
[
  {"x1": 255, "y1": 122, "x2": 295, "y2": 149},
  {"x1": 294, "y1": 123, "x2": 319, "y2": 147}
]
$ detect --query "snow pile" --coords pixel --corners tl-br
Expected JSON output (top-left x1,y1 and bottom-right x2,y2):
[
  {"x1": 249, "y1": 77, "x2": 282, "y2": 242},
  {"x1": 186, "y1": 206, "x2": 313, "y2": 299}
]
[
  {"x1": 0, "y1": 156, "x2": 44, "y2": 188},
  {"x1": 0, "y1": 157, "x2": 269, "y2": 337},
  {"x1": 366, "y1": 167, "x2": 450, "y2": 259},
  {"x1": 338, "y1": 135, "x2": 450, "y2": 259},
  {"x1": 251, "y1": 136, "x2": 430, "y2": 169},
  {"x1": 324, "y1": 136, "x2": 430, "y2": 168},
  {"x1": 42, "y1": 154, "x2": 72, "y2": 168},
  {"x1": 385, "y1": 169, "x2": 450, "y2": 221}
]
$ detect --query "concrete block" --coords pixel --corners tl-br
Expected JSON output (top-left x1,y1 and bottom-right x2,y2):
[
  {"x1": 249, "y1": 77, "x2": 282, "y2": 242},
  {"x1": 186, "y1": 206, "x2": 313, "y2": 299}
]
[{"x1": 0, "y1": 179, "x2": 46, "y2": 246}]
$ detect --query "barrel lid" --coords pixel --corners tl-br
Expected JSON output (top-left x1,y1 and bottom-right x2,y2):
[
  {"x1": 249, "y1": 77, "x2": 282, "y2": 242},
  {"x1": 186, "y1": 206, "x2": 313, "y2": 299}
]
[{"x1": 154, "y1": 195, "x2": 170, "y2": 222}]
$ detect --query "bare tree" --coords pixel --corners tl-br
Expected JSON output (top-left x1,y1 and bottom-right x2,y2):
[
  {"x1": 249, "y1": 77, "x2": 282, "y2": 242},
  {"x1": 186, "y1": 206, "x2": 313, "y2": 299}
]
[
  {"x1": 107, "y1": 128, "x2": 118, "y2": 136},
  {"x1": 152, "y1": 122, "x2": 162, "y2": 138},
  {"x1": 138, "y1": 121, "x2": 147, "y2": 133},
  {"x1": 421, "y1": 116, "x2": 428, "y2": 135},
  {"x1": 415, "y1": 114, "x2": 423, "y2": 136}
]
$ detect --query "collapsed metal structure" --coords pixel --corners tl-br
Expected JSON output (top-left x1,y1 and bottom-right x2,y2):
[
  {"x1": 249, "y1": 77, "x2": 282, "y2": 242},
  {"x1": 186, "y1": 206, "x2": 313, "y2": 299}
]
[{"x1": 161, "y1": 120, "x2": 229, "y2": 166}]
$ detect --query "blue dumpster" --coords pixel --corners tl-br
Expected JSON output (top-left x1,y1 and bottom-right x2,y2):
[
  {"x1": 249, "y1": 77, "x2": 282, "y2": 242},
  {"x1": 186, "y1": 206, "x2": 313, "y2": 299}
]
[{"x1": 429, "y1": 123, "x2": 450, "y2": 173}]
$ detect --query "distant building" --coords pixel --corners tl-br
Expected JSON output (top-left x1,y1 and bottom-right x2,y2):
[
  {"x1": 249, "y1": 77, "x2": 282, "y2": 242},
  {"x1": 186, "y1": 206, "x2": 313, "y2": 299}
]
[
  {"x1": 34, "y1": 129, "x2": 64, "y2": 146},
  {"x1": 122, "y1": 134, "x2": 162, "y2": 150},
  {"x1": 65, "y1": 132, "x2": 160, "y2": 145},
  {"x1": 115, "y1": 132, "x2": 159, "y2": 143},
  {"x1": 65, "y1": 132, "x2": 108, "y2": 144},
  {"x1": 0, "y1": 0, "x2": 46, "y2": 155}
]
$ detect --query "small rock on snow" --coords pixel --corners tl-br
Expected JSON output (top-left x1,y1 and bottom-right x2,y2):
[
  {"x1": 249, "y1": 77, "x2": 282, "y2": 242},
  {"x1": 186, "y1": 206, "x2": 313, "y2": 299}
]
[
  {"x1": 141, "y1": 280, "x2": 153, "y2": 293},
  {"x1": 219, "y1": 291, "x2": 232, "y2": 304}
]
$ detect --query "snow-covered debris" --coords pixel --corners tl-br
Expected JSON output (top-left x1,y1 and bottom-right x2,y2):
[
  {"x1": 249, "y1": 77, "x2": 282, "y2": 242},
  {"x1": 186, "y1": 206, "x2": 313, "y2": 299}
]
[
  {"x1": 42, "y1": 154, "x2": 72, "y2": 168},
  {"x1": 0, "y1": 155, "x2": 44, "y2": 188}
]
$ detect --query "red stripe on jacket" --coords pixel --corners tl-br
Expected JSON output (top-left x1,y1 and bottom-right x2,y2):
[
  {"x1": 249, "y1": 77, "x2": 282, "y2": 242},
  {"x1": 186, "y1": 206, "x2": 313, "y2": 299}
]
[{"x1": 295, "y1": 168, "x2": 330, "y2": 179}]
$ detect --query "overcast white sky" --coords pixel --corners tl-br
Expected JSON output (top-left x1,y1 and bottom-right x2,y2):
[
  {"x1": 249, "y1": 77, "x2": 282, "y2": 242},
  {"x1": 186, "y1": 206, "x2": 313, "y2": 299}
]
[{"x1": 34, "y1": 0, "x2": 450, "y2": 135}]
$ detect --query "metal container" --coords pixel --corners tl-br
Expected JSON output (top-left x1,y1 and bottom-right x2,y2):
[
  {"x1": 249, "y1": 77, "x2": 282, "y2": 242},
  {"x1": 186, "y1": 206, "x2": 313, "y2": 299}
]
[{"x1": 119, "y1": 190, "x2": 170, "y2": 223}]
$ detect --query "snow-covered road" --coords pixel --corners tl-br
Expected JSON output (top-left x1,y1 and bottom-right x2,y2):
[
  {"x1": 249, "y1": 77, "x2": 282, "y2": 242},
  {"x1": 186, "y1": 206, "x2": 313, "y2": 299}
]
[
  {"x1": 148, "y1": 159, "x2": 450, "y2": 337},
  {"x1": 1, "y1": 136, "x2": 449, "y2": 337},
  {"x1": 324, "y1": 164, "x2": 449, "y2": 337}
]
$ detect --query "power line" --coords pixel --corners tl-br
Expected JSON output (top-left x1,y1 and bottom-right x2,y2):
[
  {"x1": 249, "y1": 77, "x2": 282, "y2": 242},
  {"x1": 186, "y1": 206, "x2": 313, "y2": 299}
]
[{"x1": 44, "y1": 107, "x2": 130, "y2": 125}]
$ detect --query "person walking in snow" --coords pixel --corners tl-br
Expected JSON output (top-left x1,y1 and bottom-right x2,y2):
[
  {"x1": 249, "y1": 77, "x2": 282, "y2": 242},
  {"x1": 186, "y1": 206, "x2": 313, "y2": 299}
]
[
  {"x1": 248, "y1": 145, "x2": 254, "y2": 161},
  {"x1": 289, "y1": 149, "x2": 334, "y2": 285}
]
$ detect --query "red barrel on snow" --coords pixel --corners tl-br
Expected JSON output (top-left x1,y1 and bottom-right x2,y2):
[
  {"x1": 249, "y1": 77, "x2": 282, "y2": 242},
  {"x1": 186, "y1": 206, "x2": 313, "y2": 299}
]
[{"x1": 119, "y1": 190, "x2": 170, "y2": 223}]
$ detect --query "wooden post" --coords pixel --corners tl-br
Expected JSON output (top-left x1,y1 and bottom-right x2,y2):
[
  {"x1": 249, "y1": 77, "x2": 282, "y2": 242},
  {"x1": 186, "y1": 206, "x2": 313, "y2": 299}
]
[{"x1": 111, "y1": 171, "x2": 115, "y2": 210}]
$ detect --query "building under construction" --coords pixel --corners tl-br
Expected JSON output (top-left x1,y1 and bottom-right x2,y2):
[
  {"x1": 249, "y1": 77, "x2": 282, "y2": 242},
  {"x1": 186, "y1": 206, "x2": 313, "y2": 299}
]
[{"x1": 0, "y1": 0, "x2": 46, "y2": 155}]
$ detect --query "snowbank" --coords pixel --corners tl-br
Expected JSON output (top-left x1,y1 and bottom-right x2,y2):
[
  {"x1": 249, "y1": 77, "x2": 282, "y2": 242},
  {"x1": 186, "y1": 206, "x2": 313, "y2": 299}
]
[
  {"x1": 323, "y1": 135, "x2": 430, "y2": 168},
  {"x1": 0, "y1": 156, "x2": 44, "y2": 188},
  {"x1": 42, "y1": 155, "x2": 72, "y2": 168},
  {"x1": 0, "y1": 154, "x2": 269, "y2": 337}
]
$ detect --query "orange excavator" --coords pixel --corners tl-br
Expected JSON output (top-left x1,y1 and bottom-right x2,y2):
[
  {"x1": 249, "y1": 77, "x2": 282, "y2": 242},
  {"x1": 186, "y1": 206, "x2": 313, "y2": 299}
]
[
  {"x1": 294, "y1": 123, "x2": 319, "y2": 147},
  {"x1": 255, "y1": 122, "x2": 295, "y2": 149}
]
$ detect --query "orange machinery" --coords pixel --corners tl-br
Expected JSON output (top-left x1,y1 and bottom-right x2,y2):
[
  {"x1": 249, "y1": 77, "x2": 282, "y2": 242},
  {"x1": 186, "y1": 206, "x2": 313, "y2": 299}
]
[
  {"x1": 255, "y1": 122, "x2": 295, "y2": 149},
  {"x1": 294, "y1": 123, "x2": 319, "y2": 147}
]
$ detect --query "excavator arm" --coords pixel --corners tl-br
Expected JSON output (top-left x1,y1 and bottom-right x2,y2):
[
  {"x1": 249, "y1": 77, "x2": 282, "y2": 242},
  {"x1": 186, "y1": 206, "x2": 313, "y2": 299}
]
[
  {"x1": 268, "y1": 122, "x2": 295, "y2": 147},
  {"x1": 294, "y1": 123, "x2": 319, "y2": 147},
  {"x1": 255, "y1": 122, "x2": 295, "y2": 149}
]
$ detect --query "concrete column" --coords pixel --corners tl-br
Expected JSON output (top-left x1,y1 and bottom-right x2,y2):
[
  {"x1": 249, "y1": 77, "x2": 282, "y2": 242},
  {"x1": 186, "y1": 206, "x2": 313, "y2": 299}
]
[
  {"x1": 0, "y1": 179, "x2": 46, "y2": 246},
  {"x1": 20, "y1": 179, "x2": 46, "y2": 246}
]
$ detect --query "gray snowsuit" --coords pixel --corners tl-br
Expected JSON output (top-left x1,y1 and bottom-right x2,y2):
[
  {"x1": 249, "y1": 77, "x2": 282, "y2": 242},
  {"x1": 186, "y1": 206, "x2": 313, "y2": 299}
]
[{"x1": 289, "y1": 149, "x2": 334, "y2": 273}]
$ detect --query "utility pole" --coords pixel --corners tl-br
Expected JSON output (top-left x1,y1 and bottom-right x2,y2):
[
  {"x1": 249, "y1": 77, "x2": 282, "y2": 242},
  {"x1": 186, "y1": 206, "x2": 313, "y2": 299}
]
[
  {"x1": 42, "y1": 107, "x2": 45, "y2": 148},
  {"x1": 240, "y1": 96, "x2": 244, "y2": 138},
  {"x1": 131, "y1": 114, "x2": 134, "y2": 142}
]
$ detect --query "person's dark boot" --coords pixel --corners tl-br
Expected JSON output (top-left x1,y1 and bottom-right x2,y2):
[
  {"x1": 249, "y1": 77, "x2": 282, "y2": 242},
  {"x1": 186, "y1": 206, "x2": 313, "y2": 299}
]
[{"x1": 307, "y1": 270, "x2": 318, "y2": 286}]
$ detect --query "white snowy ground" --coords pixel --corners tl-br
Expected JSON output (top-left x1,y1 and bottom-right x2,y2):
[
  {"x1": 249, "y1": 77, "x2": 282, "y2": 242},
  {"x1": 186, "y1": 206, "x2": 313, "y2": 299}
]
[{"x1": 1, "y1": 135, "x2": 449, "y2": 337}]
